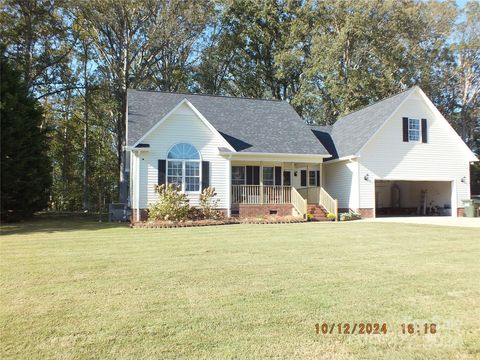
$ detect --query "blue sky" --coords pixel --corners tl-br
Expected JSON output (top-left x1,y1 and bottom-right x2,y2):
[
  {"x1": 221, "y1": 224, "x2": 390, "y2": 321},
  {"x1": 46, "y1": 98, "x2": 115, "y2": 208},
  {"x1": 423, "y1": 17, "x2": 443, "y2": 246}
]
[{"x1": 456, "y1": 0, "x2": 475, "y2": 8}]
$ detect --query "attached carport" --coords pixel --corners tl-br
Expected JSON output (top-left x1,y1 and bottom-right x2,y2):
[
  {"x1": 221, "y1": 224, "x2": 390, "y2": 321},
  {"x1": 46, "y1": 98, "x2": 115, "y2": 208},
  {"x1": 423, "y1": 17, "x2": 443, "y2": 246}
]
[{"x1": 374, "y1": 180, "x2": 454, "y2": 217}]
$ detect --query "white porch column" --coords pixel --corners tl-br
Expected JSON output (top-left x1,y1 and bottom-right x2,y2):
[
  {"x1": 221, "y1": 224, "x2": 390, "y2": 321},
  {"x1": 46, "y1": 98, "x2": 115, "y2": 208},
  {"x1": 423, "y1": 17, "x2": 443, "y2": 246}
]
[
  {"x1": 260, "y1": 161, "x2": 264, "y2": 204},
  {"x1": 133, "y1": 151, "x2": 141, "y2": 222},
  {"x1": 306, "y1": 163, "x2": 310, "y2": 202},
  {"x1": 226, "y1": 159, "x2": 232, "y2": 216}
]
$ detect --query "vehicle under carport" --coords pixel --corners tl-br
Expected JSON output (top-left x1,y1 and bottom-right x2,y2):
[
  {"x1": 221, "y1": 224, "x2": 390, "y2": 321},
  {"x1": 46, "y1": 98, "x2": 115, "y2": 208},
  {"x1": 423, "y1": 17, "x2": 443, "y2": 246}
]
[{"x1": 374, "y1": 180, "x2": 454, "y2": 217}]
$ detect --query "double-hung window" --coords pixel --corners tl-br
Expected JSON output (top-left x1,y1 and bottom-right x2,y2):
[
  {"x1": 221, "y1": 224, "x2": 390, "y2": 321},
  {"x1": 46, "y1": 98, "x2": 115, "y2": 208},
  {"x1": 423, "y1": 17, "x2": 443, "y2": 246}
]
[
  {"x1": 167, "y1": 143, "x2": 200, "y2": 192},
  {"x1": 309, "y1": 171, "x2": 317, "y2": 186},
  {"x1": 262, "y1": 167, "x2": 274, "y2": 185},
  {"x1": 232, "y1": 166, "x2": 246, "y2": 185},
  {"x1": 408, "y1": 118, "x2": 420, "y2": 142}
]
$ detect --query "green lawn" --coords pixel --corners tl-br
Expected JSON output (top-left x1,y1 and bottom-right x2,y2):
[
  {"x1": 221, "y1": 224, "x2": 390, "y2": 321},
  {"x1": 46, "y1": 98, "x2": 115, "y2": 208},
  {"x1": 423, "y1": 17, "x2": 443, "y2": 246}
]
[{"x1": 1, "y1": 217, "x2": 479, "y2": 359}]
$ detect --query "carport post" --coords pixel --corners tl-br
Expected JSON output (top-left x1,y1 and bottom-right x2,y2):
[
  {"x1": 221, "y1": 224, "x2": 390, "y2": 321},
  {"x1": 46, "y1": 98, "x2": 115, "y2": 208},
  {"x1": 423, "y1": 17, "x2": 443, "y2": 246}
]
[{"x1": 451, "y1": 180, "x2": 457, "y2": 217}]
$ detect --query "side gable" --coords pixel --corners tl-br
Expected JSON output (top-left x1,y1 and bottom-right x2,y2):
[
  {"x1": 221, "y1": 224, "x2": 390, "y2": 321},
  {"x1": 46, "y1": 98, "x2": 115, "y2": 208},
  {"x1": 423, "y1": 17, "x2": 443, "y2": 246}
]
[
  {"x1": 131, "y1": 98, "x2": 235, "y2": 152},
  {"x1": 327, "y1": 88, "x2": 416, "y2": 159},
  {"x1": 359, "y1": 89, "x2": 477, "y2": 181},
  {"x1": 415, "y1": 88, "x2": 477, "y2": 162},
  {"x1": 319, "y1": 86, "x2": 477, "y2": 163},
  {"x1": 359, "y1": 87, "x2": 477, "y2": 163}
]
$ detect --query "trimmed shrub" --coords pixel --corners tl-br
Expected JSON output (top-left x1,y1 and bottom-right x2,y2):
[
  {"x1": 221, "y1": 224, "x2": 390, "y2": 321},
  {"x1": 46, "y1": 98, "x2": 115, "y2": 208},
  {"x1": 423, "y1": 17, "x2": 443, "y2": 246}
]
[
  {"x1": 148, "y1": 184, "x2": 190, "y2": 221},
  {"x1": 199, "y1": 187, "x2": 224, "y2": 220}
]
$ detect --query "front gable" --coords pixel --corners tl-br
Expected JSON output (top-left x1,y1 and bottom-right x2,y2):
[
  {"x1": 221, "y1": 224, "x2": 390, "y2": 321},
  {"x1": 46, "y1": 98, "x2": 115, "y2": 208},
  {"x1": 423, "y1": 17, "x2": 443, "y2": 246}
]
[
  {"x1": 133, "y1": 99, "x2": 235, "y2": 152},
  {"x1": 135, "y1": 100, "x2": 231, "y2": 209}
]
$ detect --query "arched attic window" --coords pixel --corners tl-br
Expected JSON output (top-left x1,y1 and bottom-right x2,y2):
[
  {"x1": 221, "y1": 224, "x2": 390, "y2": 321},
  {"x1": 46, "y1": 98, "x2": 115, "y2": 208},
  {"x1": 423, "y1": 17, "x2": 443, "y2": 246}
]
[{"x1": 166, "y1": 143, "x2": 201, "y2": 192}]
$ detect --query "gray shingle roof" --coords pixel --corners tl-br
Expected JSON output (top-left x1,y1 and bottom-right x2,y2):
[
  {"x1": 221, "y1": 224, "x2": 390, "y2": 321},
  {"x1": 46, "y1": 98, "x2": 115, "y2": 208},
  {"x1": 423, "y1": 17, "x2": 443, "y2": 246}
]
[
  {"x1": 326, "y1": 87, "x2": 416, "y2": 159},
  {"x1": 127, "y1": 90, "x2": 329, "y2": 155},
  {"x1": 310, "y1": 125, "x2": 338, "y2": 159}
]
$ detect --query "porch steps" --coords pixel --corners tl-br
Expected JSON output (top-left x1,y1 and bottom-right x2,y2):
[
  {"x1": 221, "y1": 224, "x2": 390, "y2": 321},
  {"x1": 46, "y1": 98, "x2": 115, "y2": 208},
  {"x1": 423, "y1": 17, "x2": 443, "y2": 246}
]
[{"x1": 307, "y1": 204, "x2": 329, "y2": 221}]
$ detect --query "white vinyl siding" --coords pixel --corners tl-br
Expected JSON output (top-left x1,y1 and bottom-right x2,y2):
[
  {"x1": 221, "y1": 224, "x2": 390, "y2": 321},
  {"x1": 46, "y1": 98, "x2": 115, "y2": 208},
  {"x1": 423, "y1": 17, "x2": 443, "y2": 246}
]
[
  {"x1": 358, "y1": 91, "x2": 471, "y2": 211},
  {"x1": 138, "y1": 103, "x2": 229, "y2": 209},
  {"x1": 323, "y1": 160, "x2": 359, "y2": 209}
]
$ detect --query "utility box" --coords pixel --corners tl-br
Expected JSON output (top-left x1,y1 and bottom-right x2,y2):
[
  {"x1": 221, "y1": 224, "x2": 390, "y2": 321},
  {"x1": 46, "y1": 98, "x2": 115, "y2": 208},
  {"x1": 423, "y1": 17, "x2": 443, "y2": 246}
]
[
  {"x1": 462, "y1": 199, "x2": 480, "y2": 217},
  {"x1": 109, "y1": 203, "x2": 131, "y2": 222}
]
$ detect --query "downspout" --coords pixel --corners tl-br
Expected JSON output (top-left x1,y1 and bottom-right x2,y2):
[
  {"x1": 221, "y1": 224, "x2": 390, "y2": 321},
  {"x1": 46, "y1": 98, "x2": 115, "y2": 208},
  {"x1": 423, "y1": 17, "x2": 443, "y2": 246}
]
[
  {"x1": 226, "y1": 157, "x2": 232, "y2": 217},
  {"x1": 136, "y1": 151, "x2": 141, "y2": 222}
]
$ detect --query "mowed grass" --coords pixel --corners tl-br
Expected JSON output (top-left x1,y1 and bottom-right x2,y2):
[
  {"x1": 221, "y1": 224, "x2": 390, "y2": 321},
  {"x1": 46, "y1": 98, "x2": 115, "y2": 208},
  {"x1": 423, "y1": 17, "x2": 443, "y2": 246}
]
[{"x1": 1, "y1": 217, "x2": 479, "y2": 359}]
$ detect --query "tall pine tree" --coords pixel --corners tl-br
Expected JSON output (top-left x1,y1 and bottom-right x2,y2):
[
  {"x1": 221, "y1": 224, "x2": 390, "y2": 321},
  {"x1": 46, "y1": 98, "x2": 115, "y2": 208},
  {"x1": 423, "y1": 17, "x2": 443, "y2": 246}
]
[{"x1": 1, "y1": 52, "x2": 51, "y2": 221}]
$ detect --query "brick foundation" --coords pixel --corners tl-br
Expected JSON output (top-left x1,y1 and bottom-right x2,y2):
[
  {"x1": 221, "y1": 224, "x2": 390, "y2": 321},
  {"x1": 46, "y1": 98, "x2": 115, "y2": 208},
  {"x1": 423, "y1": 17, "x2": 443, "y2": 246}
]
[
  {"x1": 232, "y1": 204, "x2": 293, "y2": 218},
  {"x1": 358, "y1": 208, "x2": 374, "y2": 218},
  {"x1": 457, "y1": 208, "x2": 464, "y2": 217},
  {"x1": 131, "y1": 209, "x2": 149, "y2": 223}
]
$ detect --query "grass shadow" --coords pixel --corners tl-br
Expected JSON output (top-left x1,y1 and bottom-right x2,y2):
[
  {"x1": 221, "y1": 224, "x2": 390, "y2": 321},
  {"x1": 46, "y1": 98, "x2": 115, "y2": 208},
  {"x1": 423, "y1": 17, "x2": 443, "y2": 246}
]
[{"x1": 0, "y1": 213, "x2": 129, "y2": 236}]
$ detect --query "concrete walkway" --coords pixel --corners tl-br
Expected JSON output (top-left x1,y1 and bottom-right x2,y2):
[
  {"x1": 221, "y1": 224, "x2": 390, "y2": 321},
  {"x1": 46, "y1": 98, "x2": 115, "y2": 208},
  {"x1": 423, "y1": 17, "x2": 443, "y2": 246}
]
[{"x1": 362, "y1": 216, "x2": 480, "y2": 228}]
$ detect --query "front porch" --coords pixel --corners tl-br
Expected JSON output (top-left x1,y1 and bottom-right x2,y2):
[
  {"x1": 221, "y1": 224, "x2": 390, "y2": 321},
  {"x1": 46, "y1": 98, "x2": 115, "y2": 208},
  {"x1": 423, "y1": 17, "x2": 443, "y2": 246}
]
[
  {"x1": 230, "y1": 184, "x2": 337, "y2": 220},
  {"x1": 226, "y1": 160, "x2": 338, "y2": 219}
]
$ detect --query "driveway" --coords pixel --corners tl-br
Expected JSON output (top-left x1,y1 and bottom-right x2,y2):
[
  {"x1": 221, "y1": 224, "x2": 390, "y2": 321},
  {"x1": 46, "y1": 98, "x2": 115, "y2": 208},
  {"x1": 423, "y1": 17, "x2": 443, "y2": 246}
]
[{"x1": 363, "y1": 216, "x2": 480, "y2": 228}]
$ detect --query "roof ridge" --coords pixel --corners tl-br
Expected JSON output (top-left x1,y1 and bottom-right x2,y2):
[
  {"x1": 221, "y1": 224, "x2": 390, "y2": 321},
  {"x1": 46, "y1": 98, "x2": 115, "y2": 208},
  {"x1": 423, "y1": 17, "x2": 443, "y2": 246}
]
[
  {"x1": 129, "y1": 88, "x2": 284, "y2": 103},
  {"x1": 336, "y1": 86, "x2": 417, "y2": 121}
]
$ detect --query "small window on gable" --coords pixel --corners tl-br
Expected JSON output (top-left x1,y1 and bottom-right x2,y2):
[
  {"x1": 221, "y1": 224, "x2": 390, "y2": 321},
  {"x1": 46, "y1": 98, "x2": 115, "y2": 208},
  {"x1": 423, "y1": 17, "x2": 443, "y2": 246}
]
[{"x1": 408, "y1": 118, "x2": 420, "y2": 142}]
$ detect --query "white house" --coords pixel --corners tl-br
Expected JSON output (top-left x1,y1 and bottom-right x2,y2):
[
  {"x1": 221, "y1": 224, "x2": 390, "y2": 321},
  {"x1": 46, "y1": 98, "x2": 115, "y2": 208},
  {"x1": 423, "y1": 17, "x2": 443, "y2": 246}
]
[{"x1": 126, "y1": 86, "x2": 477, "y2": 222}]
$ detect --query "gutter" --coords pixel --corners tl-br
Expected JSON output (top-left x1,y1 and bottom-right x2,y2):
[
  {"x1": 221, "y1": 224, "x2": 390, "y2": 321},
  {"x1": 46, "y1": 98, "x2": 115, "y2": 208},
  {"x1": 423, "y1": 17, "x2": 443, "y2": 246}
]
[
  {"x1": 323, "y1": 155, "x2": 360, "y2": 164},
  {"x1": 218, "y1": 150, "x2": 331, "y2": 159}
]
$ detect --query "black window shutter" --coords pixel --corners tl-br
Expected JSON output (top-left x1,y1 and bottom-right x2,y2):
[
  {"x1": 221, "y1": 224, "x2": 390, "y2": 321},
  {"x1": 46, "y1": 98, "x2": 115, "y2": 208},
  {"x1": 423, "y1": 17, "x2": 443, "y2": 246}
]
[
  {"x1": 316, "y1": 170, "x2": 320, "y2": 186},
  {"x1": 158, "y1": 160, "x2": 166, "y2": 185},
  {"x1": 246, "y1": 166, "x2": 253, "y2": 185},
  {"x1": 253, "y1": 166, "x2": 260, "y2": 185},
  {"x1": 246, "y1": 166, "x2": 260, "y2": 185},
  {"x1": 402, "y1": 117, "x2": 409, "y2": 142},
  {"x1": 421, "y1": 118, "x2": 427, "y2": 143},
  {"x1": 202, "y1": 161, "x2": 210, "y2": 190},
  {"x1": 274, "y1": 167, "x2": 281, "y2": 186},
  {"x1": 301, "y1": 170, "x2": 307, "y2": 187}
]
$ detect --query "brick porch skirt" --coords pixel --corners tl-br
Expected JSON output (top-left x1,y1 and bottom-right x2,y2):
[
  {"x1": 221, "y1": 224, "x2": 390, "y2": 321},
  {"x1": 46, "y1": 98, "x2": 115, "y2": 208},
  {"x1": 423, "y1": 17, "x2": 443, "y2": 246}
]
[
  {"x1": 231, "y1": 204, "x2": 293, "y2": 218},
  {"x1": 457, "y1": 208, "x2": 464, "y2": 217}
]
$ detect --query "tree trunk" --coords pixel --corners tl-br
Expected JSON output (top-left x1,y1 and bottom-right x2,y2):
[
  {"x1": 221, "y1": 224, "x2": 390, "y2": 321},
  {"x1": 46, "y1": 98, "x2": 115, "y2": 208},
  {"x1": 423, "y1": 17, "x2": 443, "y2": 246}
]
[
  {"x1": 118, "y1": 90, "x2": 128, "y2": 204},
  {"x1": 118, "y1": 34, "x2": 129, "y2": 204},
  {"x1": 82, "y1": 43, "x2": 90, "y2": 211}
]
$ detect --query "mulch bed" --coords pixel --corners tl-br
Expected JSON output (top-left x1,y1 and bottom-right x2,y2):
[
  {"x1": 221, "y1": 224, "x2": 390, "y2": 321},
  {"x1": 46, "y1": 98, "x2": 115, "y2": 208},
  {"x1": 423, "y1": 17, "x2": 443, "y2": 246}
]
[{"x1": 130, "y1": 216, "x2": 306, "y2": 228}]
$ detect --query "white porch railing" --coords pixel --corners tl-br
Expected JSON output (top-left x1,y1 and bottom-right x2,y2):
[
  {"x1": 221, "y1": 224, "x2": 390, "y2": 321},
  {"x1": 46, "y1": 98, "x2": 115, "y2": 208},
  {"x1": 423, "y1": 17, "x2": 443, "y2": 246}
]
[
  {"x1": 291, "y1": 187, "x2": 307, "y2": 217},
  {"x1": 231, "y1": 185, "x2": 335, "y2": 220},
  {"x1": 319, "y1": 187, "x2": 338, "y2": 221},
  {"x1": 231, "y1": 185, "x2": 291, "y2": 205},
  {"x1": 297, "y1": 187, "x2": 321, "y2": 204}
]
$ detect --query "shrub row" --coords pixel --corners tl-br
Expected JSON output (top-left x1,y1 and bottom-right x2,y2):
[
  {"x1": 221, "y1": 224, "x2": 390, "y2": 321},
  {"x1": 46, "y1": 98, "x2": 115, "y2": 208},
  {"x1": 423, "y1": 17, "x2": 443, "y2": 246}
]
[{"x1": 131, "y1": 215, "x2": 306, "y2": 228}]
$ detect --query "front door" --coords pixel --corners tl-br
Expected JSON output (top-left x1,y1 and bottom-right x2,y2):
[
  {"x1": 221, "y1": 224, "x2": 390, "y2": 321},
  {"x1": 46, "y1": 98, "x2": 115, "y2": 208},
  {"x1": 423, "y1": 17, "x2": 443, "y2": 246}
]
[{"x1": 283, "y1": 171, "x2": 291, "y2": 186}]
